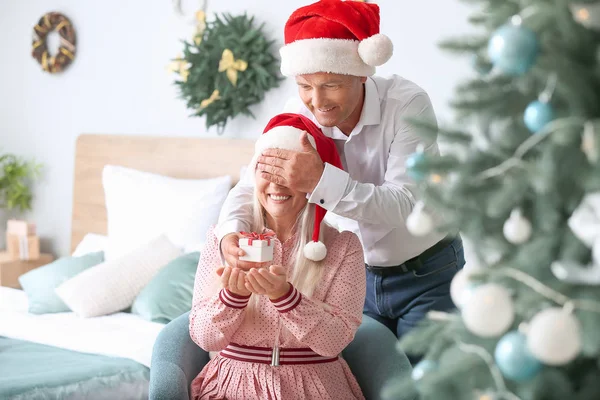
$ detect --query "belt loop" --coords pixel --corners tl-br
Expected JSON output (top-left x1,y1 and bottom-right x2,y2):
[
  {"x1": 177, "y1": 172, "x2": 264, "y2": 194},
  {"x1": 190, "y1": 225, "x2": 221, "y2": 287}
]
[
  {"x1": 271, "y1": 346, "x2": 280, "y2": 367},
  {"x1": 414, "y1": 258, "x2": 423, "y2": 270},
  {"x1": 405, "y1": 258, "x2": 423, "y2": 273}
]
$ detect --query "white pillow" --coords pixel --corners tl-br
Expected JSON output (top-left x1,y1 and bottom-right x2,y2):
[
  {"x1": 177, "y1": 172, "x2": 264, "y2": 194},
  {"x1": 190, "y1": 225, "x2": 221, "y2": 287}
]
[
  {"x1": 56, "y1": 235, "x2": 181, "y2": 318},
  {"x1": 0, "y1": 287, "x2": 29, "y2": 313},
  {"x1": 102, "y1": 165, "x2": 231, "y2": 260},
  {"x1": 72, "y1": 233, "x2": 109, "y2": 257}
]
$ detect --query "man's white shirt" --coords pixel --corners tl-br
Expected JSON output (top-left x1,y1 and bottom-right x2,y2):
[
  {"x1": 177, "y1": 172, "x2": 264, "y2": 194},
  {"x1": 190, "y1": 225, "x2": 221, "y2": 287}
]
[{"x1": 216, "y1": 75, "x2": 445, "y2": 266}]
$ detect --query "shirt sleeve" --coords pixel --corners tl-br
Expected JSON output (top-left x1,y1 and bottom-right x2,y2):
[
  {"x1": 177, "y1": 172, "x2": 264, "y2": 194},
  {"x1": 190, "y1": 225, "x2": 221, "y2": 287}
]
[
  {"x1": 188, "y1": 229, "x2": 250, "y2": 352},
  {"x1": 271, "y1": 232, "x2": 366, "y2": 357},
  {"x1": 214, "y1": 165, "x2": 255, "y2": 243},
  {"x1": 308, "y1": 93, "x2": 438, "y2": 227}
]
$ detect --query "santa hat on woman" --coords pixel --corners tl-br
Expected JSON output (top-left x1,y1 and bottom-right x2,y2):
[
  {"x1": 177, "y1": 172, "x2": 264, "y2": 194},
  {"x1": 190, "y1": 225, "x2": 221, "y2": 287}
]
[
  {"x1": 253, "y1": 113, "x2": 343, "y2": 261},
  {"x1": 280, "y1": 0, "x2": 394, "y2": 77}
]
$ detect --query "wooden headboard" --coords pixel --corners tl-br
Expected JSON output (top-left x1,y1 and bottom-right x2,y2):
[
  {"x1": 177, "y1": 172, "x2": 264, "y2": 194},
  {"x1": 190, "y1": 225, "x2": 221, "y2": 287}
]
[{"x1": 71, "y1": 134, "x2": 255, "y2": 253}]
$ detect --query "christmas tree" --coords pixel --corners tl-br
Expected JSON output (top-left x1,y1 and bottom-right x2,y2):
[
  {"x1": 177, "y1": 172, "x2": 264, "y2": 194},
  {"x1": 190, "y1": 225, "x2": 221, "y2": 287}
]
[{"x1": 385, "y1": 1, "x2": 600, "y2": 399}]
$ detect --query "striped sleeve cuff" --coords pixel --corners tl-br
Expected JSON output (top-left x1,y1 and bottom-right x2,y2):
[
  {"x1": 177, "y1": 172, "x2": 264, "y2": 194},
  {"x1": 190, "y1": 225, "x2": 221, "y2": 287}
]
[
  {"x1": 219, "y1": 289, "x2": 251, "y2": 309},
  {"x1": 270, "y1": 284, "x2": 302, "y2": 313}
]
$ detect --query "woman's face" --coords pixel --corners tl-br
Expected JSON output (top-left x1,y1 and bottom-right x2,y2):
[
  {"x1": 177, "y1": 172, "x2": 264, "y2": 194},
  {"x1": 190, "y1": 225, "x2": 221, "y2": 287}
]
[{"x1": 255, "y1": 171, "x2": 308, "y2": 227}]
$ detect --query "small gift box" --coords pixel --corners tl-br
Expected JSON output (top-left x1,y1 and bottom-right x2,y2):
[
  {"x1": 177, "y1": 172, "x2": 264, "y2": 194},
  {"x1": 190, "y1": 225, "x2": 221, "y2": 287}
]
[
  {"x1": 7, "y1": 219, "x2": 36, "y2": 237},
  {"x1": 238, "y1": 232, "x2": 274, "y2": 263},
  {"x1": 6, "y1": 233, "x2": 40, "y2": 261}
]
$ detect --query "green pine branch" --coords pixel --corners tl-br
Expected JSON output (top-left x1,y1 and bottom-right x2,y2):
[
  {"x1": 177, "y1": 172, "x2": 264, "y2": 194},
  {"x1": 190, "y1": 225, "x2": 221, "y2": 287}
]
[
  {"x1": 174, "y1": 13, "x2": 283, "y2": 132},
  {"x1": 438, "y1": 35, "x2": 489, "y2": 54}
]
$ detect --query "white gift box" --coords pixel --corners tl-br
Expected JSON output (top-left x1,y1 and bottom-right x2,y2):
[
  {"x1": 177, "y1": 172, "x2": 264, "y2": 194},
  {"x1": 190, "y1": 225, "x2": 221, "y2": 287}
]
[{"x1": 239, "y1": 235, "x2": 274, "y2": 263}]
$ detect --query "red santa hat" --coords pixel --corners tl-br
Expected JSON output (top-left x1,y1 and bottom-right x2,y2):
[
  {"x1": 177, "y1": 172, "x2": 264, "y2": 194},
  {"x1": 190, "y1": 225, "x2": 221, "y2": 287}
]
[
  {"x1": 280, "y1": 0, "x2": 394, "y2": 77},
  {"x1": 254, "y1": 113, "x2": 343, "y2": 261}
]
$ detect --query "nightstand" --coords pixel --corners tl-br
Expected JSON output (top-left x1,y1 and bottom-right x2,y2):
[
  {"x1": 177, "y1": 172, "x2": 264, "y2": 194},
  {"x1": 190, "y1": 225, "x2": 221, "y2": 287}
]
[{"x1": 0, "y1": 252, "x2": 54, "y2": 289}]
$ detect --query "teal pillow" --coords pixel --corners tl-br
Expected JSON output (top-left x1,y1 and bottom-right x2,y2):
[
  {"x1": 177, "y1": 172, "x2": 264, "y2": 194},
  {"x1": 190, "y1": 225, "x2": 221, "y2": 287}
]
[
  {"x1": 132, "y1": 252, "x2": 200, "y2": 323},
  {"x1": 18, "y1": 251, "x2": 104, "y2": 314}
]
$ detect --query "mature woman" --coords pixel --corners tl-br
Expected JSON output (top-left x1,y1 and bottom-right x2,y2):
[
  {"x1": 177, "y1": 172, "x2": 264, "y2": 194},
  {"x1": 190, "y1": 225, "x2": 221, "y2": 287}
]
[{"x1": 188, "y1": 113, "x2": 366, "y2": 400}]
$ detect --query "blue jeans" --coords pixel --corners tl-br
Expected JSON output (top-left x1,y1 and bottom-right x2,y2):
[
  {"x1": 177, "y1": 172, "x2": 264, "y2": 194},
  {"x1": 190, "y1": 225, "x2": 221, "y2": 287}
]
[{"x1": 363, "y1": 238, "x2": 465, "y2": 340}]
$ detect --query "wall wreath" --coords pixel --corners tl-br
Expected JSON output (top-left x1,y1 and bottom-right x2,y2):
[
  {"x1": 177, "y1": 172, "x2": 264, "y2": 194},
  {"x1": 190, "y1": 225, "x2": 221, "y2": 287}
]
[
  {"x1": 32, "y1": 12, "x2": 76, "y2": 74},
  {"x1": 171, "y1": 12, "x2": 282, "y2": 133}
]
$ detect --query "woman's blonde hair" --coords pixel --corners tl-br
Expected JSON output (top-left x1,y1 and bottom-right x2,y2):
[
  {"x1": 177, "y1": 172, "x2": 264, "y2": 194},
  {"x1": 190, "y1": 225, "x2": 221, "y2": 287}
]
[{"x1": 250, "y1": 192, "x2": 325, "y2": 298}]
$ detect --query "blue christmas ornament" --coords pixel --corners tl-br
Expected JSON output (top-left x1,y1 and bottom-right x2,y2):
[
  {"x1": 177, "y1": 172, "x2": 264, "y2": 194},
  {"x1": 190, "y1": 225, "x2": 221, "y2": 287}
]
[
  {"x1": 411, "y1": 359, "x2": 438, "y2": 381},
  {"x1": 488, "y1": 22, "x2": 539, "y2": 76},
  {"x1": 524, "y1": 100, "x2": 554, "y2": 133},
  {"x1": 494, "y1": 331, "x2": 542, "y2": 382},
  {"x1": 405, "y1": 151, "x2": 427, "y2": 182}
]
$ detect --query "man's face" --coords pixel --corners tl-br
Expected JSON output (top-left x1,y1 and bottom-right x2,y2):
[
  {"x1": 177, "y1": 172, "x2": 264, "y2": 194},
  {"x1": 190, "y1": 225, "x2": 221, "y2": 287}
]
[{"x1": 296, "y1": 73, "x2": 366, "y2": 131}]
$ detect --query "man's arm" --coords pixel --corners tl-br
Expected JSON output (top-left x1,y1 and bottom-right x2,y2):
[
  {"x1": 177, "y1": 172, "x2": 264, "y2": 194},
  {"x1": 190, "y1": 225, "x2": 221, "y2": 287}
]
[
  {"x1": 213, "y1": 166, "x2": 255, "y2": 268},
  {"x1": 308, "y1": 94, "x2": 438, "y2": 228},
  {"x1": 214, "y1": 171, "x2": 254, "y2": 243}
]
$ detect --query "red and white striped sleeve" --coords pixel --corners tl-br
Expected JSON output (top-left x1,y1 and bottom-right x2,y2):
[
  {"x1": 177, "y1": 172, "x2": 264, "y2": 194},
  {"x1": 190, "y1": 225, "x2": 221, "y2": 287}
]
[
  {"x1": 219, "y1": 289, "x2": 251, "y2": 309},
  {"x1": 269, "y1": 284, "x2": 302, "y2": 313}
]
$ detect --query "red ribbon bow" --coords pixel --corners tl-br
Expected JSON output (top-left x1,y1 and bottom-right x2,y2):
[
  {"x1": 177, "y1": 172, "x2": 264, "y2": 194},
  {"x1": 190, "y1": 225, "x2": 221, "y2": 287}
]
[{"x1": 240, "y1": 231, "x2": 275, "y2": 246}]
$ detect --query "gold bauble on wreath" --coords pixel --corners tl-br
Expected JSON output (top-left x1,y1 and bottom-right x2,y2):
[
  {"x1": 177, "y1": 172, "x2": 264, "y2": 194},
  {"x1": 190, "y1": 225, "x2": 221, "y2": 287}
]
[{"x1": 32, "y1": 12, "x2": 76, "y2": 73}]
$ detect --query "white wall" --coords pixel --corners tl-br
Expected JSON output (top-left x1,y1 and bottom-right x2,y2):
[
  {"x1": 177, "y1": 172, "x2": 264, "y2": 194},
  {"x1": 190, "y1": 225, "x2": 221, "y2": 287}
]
[{"x1": 0, "y1": 0, "x2": 472, "y2": 257}]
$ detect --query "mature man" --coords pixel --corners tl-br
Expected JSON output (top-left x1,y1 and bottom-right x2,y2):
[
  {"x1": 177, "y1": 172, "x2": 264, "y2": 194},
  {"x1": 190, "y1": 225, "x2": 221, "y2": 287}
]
[{"x1": 217, "y1": 0, "x2": 465, "y2": 340}]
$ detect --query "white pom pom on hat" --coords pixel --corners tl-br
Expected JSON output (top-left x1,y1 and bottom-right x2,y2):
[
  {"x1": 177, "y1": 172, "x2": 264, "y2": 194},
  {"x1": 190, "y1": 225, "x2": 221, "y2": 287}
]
[
  {"x1": 358, "y1": 33, "x2": 394, "y2": 67},
  {"x1": 279, "y1": 0, "x2": 394, "y2": 77},
  {"x1": 304, "y1": 240, "x2": 327, "y2": 262}
]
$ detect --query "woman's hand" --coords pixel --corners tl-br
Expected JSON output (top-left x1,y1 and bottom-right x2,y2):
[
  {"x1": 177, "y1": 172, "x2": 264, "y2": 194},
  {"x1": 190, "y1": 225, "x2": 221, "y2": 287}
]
[
  {"x1": 216, "y1": 266, "x2": 252, "y2": 297},
  {"x1": 245, "y1": 265, "x2": 290, "y2": 300}
]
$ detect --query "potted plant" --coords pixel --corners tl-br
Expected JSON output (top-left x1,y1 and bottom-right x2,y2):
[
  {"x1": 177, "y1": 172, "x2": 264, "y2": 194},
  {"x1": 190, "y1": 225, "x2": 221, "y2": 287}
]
[{"x1": 0, "y1": 153, "x2": 41, "y2": 213}]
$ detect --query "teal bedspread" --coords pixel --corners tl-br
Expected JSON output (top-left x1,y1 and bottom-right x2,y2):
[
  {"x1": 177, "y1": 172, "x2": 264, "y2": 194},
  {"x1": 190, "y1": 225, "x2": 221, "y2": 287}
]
[{"x1": 0, "y1": 336, "x2": 150, "y2": 400}]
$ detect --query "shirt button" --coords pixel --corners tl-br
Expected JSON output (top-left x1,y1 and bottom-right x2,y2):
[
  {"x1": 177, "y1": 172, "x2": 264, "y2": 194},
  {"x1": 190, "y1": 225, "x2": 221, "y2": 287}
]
[{"x1": 319, "y1": 199, "x2": 325, "y2": 204}]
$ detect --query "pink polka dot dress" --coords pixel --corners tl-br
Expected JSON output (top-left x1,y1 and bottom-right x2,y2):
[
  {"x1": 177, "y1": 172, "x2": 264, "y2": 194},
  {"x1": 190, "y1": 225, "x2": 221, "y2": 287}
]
[{"x1": 189, "y1": 225, "x2": 366, "y2": 400}]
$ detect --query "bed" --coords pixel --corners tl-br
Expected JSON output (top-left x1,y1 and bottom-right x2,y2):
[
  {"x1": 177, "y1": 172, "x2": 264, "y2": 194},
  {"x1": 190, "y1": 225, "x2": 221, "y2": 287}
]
[{"x1": 0, "y1": 134, "x2": 255, "y2": 400}]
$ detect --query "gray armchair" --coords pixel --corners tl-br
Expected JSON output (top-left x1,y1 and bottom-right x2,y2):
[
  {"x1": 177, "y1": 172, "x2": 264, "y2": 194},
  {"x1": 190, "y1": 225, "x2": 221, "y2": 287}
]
[{"x1": 149, "y1": 312, "x2": 413, "y2": 400}]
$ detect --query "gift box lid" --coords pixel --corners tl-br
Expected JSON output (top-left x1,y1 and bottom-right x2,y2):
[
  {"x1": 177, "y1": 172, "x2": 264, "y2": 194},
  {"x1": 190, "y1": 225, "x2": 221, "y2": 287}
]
[
  {"x1": 238, "y1": 232, "x2": 275, "y2": 247},
  {"x1": 7, "y1": 219, "x2": 36, "y2": 236}
]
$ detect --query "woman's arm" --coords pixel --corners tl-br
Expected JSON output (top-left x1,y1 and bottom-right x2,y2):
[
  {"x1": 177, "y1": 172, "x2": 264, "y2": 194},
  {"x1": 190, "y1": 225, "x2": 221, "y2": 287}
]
[
  {"x1": 272, "y1": 232, "x2": 366, "y2": 357},
  {"x1": 188, "y1": 229, "x2": 251, "y2": 352}
]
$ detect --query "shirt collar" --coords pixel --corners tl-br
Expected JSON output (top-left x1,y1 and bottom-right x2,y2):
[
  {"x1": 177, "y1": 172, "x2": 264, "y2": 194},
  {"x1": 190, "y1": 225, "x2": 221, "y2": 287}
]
[
  {"x1": 360, "y1": 77, "x2": 381, "y2": 127},
  {"x1": 339, "y1": 77, "x2": 380, "y2": 139}
]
